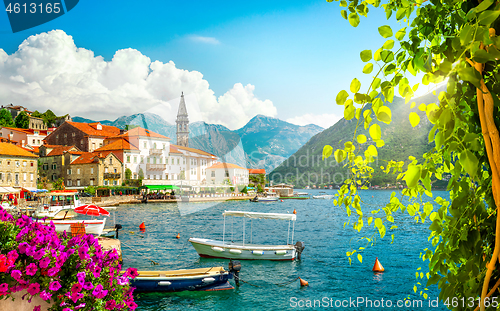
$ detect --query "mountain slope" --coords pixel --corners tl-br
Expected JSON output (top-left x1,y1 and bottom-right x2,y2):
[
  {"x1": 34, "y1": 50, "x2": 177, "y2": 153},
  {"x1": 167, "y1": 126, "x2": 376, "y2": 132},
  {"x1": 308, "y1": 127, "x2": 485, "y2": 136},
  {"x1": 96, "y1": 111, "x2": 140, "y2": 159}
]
[
  {"x1": 270, "y1": 92, "x2": 440, "y2": 187},
  {"x1": 72, "y1": 113, "x2": 323, "y2": 172}
]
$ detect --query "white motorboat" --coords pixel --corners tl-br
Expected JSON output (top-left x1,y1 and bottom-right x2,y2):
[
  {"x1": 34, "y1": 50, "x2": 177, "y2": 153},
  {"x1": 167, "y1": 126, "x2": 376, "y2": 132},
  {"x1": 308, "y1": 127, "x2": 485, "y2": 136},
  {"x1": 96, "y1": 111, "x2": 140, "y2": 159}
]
[
  {"x1": 32, "y1": 190, "x2": 81, "y2": 219},
  {"x1": 189, "y1": 211, "x2": 305, "y2": 261},
  {"x1": 249, "y1": 192, "x2": 278, "y2": 202},
  {"x1": 312, "y1": 194, "x2": 334, "y2": 199},
  {"x1": 44, "y1": 218, "x2": 107, "y2": 236}
]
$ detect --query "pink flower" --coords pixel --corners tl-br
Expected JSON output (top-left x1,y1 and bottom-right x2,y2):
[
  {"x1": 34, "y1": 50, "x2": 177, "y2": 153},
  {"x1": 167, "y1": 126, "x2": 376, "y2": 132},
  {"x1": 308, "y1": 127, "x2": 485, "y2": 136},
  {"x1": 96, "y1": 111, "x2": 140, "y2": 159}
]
[
  {"x1": 126, "y1": 267, "x2": 139, "y2": 278},
  {"x1": 39, "y1": 290, "x2": 52, "y2": 301},
  {"x1": 76, "y1": 271, "x2": 86, "y2": 284},
  {"x1": 27, "y1": 283, "x2": 40, "y2": 295},
  {"x1": 127, "y1": 301, "x2": 138, "y2": 310},
  {"x1": 82, "y1": 281, "x2": 94, "y2": 290},
  {"x1": 11, "y1": 269, "x2": 22, "y2": 281},
  {"x1": 49, "y1": 281, "x2": 61, "y2": 291},
  {"x1": 39, "y1": 257, "x2": 51, "y2": 269},
  {"x1": 25, "y1": 263, "x2": 38, "y2": 276},
  {"x1": 32, "y1": 306, "x2": 41, "y2": 311},
  {"x1": 47, "y1": 267, "x2": 60, "y2": 277},
  {"x1": 105, "y1": 299, "x2": 116, "y2": 310},
  {"x1": 18, "y1": 242, "x2": 29, "y2": 254},
  {"x1": 0, "y1": 283, "x2": 8, "y2": 293},
  {"x1": 71, "y1": 283, "x2": 83, "y2": 294}
]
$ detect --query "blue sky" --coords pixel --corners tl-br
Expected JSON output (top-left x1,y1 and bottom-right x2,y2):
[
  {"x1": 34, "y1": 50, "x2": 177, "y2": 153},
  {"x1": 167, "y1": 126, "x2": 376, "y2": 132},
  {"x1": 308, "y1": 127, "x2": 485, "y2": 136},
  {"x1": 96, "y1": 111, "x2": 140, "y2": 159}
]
[{"x1": 0, "y1": 0, "x2": 420, "y2": 129}]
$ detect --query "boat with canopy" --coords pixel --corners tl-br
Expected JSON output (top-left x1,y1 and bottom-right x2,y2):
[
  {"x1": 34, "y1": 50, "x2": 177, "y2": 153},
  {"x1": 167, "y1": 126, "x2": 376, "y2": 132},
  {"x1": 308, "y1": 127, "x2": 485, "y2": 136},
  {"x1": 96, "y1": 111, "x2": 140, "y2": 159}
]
[{"x1": 189, "y1": 211, "x2": 304, "y2": 261}]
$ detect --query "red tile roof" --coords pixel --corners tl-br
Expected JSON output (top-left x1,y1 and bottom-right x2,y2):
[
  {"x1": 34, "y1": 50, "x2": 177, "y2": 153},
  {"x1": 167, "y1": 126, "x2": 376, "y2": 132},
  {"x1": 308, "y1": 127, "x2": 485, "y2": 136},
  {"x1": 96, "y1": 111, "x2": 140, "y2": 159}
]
[
  {"x1": 71, "y1": 150, "x2": 115, "y2": 165},
  {"x1": 46, "y1": 146, "x2": 81, "y2": 157},
  {"x1": 207, "y1": 162, "x2": 247, "y2": 170},
  {"x1": 95, "y1": 138, "x2": 138, "y2": 151},
  {"x1": 172, "y1": 144, "x2": 216, "y2": 157},
  {"x1": 114, "y1": 127, "x2": 169, "y2": 140},
  {"x1": 169, "y1": 145, "x2": 183, "y2": 154},
  {"x1": 248, "y1": 169, "x2": 266, "y2": 174},
  {"x1": 0, "y1": 142, "x2": 37, "y2": 158},
  {"x1": 67, "y1": 122, "x2": 121, "y2": 138}
]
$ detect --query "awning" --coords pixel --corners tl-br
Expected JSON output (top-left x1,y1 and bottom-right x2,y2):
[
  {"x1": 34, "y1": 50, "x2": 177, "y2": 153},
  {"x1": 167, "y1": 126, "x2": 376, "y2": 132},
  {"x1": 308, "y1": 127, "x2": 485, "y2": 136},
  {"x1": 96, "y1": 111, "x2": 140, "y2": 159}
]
[
  {"x1": 22, "y1": 187, "x2": 48, "y2": 193},
  {"x1": 141, "y1": 185, "x2": 180, "y2": 191},
  {"x1": 223, "y1": 211, "x2": 296, "y2": 221},
  {"x1": 0, "y1": 187, "x2": 20, "y2": 193}
]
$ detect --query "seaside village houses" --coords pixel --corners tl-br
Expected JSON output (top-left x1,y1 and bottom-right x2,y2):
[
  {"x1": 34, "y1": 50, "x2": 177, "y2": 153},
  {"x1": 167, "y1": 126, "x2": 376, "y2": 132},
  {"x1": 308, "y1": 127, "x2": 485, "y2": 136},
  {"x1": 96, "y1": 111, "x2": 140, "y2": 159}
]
[{"x1": 33, "y1": 93, "x2": 250, "y2": 190}]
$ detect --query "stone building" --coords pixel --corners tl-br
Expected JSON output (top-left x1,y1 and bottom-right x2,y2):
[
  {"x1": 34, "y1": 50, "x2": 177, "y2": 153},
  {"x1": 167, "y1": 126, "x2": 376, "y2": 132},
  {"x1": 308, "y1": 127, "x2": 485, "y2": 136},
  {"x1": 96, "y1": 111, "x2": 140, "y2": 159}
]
[
  {"x1": 69, "y1": 151, "x2": 123, "y2": 187},
  {"x1": 44, "y1": 121, "x2": 121, "y2": 152},
  {"x1": 0, "y1": 142, "x2": 38, "y2": 188},
  {"x1": 38, "y1": 145, "x2": 83, "y2": 182}
]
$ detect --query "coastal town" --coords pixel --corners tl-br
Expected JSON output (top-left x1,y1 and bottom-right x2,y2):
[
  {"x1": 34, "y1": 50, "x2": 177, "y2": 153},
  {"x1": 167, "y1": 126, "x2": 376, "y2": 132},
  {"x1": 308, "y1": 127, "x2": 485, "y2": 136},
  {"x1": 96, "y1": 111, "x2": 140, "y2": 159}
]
[{"x1": 0, "y1": 94, "x2": 271, "y2": 205}]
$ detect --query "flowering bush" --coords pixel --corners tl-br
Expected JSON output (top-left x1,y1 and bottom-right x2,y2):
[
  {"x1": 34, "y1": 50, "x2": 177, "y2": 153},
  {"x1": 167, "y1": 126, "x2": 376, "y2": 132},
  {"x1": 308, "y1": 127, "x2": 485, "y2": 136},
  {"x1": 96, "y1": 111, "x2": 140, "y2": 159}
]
[{"x1": 0, "y1": 207, "x2": 137, "y2": 311}]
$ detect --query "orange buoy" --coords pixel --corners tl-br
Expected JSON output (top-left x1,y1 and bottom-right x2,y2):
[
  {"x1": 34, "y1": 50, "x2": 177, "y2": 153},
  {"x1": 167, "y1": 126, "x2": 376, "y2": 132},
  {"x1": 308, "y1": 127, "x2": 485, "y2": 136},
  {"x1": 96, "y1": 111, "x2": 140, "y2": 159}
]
[
  {"x1": 176, "y1": 233, "x2": 180, "y2": 239},
  {"x1": 139, "y1": 222, "x2": 146, "y2": 230},
  {"x1": 293, "y1": 209, "x2": 297, "y2": 214},
  {"x1": 299, "y1": 277, "x2": 309, "y2": 286},
  {"x1": 372, "y1": 257, "x2": 385, "y2": 272}
]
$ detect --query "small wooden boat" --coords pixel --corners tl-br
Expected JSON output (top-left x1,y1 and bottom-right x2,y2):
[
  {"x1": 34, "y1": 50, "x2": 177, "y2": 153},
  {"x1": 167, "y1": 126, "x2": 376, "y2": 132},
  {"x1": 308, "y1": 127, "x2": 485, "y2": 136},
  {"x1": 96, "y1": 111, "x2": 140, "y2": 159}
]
[
  {"x1": 130, "y1": 262, "x2": 241, "y2": 292},
  {"x1": 189, "y1": 211, "x2": 305, "y2": 261},
  {"x1": 32, "y1": 190, "x2": 81, "y2": 219},
  {"x1": 249, "y1": 192, "x2": 278, "y2": 202},
  {"x1": 46, "y1": 218, "x2": 107, "y2": 236}
]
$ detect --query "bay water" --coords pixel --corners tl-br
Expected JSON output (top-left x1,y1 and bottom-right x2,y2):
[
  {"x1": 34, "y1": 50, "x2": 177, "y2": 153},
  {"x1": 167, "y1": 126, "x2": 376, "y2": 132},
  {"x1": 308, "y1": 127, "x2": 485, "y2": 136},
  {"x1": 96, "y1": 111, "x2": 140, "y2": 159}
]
[{"x1": 113, "y1": 190, "x2": 450, "y2": 310}]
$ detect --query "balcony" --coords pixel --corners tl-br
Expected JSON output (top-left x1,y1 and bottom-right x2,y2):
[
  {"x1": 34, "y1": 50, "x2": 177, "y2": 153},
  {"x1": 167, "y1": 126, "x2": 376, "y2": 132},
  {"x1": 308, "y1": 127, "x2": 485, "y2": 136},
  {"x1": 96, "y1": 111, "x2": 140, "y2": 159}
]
[
  {"x1": 149, "y1": 149, "x2": 163, "y2": 156},
  {"x1": 147, "y1": 164, "x2": 166, "y2": 171},
  {"x1": 104, "y1": 173, "x2": 121, "y2": 179}
]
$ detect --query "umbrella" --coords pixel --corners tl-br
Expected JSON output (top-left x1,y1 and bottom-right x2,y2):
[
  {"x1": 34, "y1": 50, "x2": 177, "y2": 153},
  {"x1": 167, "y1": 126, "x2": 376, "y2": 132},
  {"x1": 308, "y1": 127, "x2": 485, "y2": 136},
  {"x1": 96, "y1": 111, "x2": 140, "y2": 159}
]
[{"x1": 74, "y1": 205, "x2": 110, "y2": 217}]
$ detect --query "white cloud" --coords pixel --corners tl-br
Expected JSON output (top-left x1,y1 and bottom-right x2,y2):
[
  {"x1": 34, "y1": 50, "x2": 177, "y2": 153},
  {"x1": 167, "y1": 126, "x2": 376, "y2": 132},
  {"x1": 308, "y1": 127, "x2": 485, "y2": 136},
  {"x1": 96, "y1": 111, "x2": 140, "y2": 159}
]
[
  {"x1": 286, "y1": 113, "x2": 341, "y2": 129},
  {"x1": 0, "y1": 30, "x2": 275, "y2": 129},
  {"x1": 189, "y1": 35, "x2": 220, "y2": 45}
]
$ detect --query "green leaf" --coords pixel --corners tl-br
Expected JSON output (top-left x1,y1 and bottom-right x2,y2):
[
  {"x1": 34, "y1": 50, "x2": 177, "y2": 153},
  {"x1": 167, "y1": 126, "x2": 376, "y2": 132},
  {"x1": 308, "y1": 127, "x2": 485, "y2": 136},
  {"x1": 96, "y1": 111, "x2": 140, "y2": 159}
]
[
  {"x1": 479, "y1": 9, "x2": 500, "y2": 25},
  {"x1": 476, "y1": 0, "x2": 494, "y2": 12},
  {"x1": 367, "y1": 145, "x2": 378, "y2": 157},
  {"x1": 378, "y1": 25, "x2": 393, "y2": 38},
  {"x1": 350, "y1": 78, "x2": 361, "y2": 93},
  {"x1": 344, "y1": 103, "x2": 356, "y2": 120},
  {"x1": 363, "y1": 63, "x2": 373, "y2": 74},
  {"x1": 360, "y1": 50, "x2": 372, "y2": 62},
  {"x1": 458, "y1": 66, "x2": 482, "y2": 89},
  {"x1": 376, "y1": 106, "x2": 392, "y2": 124},
  {"x1": 369, "y1": 124, "x2": 381, "y2": 140},
  {"x1": 349, "y1": 12, "x2": 360, "y2": 27},
  {"x1": 380, "y1": 50, "x2": 394, "y2": 62},
  {"x1": 341, "y1": 10, "x2": 348, "y2": 20},
  {"x1": 357, "y1": 134, "x2": 367, "y2": 144},
  {"x1": 382, "y1": 39, "x2": 394, "y2": 50},
  {"x1": 404, "y1": 164, "x2": 421, "y2": 188},
  {"x1": 395, "y1": 27, "x2": 406, "y2": 40},
  {"x1": 459, "y1": 25, "x2": 474, "y2": 45},
  {"x1": 357, "y1": 253, "x2": 363, "y2": 263},
  {"x1": 334, "y1": 149, "x2": 347, "y2": 163},
  {"x1": 409, "y1": 112, "x2": 420, "y2": 127},
  {"x1": 473, "y1": 49, "x2": 495, "y2": 63},
  {"x1": 460, "y1": 150, "x2": 479, "y2": 178},
  {"x1": 322, "y1": 145, "x2": 333, "y2": 160},
  {"x1": 396, "y1": 7, "x2": 406, "y2": 20},
  {"x1": 336, "y1": 90, "x2": 349, "y2": 105}
]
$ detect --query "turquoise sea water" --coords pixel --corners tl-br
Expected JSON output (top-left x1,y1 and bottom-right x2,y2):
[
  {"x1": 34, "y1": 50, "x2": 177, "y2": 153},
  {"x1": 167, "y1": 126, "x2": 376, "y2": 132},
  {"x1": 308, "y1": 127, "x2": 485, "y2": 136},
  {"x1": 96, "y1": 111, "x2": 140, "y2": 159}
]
[{"x1": 112, "y1": 190, "x2": 450, "y2": 311}]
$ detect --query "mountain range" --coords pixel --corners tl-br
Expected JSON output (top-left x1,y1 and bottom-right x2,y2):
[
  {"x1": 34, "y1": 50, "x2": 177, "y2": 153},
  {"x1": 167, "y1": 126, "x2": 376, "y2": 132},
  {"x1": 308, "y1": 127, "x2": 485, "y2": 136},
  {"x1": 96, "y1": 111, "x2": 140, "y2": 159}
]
[
  {"x1": 72, "y1": 114, "x2": 323, "y2": 172},
  {"x1": 269, "y1": 91, "x2": 441, "y2": 187}
]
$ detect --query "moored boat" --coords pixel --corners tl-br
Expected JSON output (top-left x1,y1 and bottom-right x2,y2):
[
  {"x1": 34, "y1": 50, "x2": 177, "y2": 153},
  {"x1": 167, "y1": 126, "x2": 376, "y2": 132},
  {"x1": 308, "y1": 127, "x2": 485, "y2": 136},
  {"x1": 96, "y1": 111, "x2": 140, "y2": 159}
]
[
  {"x1": 32, "y1": 190, "x2": 81, "y2": 219},
  {"x1": 189, "y1": 211, "x2": 305, "y2": 261},
  {"x1": 45, "y1": 218, "x2": 107, "y2": 236},
  {"x1": 130, "y1": 261, "x2": 241, "y2": 292},
  {"x1": 249, "y1": 192, "x2": 278, "y2": 202}
]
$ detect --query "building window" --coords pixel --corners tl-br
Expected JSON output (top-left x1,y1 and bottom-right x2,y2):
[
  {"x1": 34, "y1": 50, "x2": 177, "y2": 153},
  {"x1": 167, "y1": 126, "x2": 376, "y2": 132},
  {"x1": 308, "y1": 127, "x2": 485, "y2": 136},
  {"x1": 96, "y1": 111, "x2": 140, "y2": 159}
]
[
  {"x1": 144, "y1": 142, "x2": 147, "y2": 148},
  {"x1": 90, "y1": 179, "x2": 94, "y2": 186},
  {"x1": 51, "y1": 174, "x2": 56, "y2": 181},
  {"x1": 77, "y1": 180, "x2": 80, "y2": 186},
  {"x1": 67, "y1": 180, "x2": 72, "y2": 186},
  {"x1": 114, "y1": 168, "x2": 117, "y2": 173},
  {"x1": 56, "y1": 135, "x2": 59, "y2": 139},
  {"x1": 32, "y1": 139, "x2": 35, "y2": 144},
  {"x1": 72, "y1": 133, "x2": 75, "y2": 137},
  {"x1": 177, "y1": 159, "x2": 180, "y2": 165},
  {"x1": 134, "y1": 156, "x2": 137, "y2": 163},
  {"x1": 105, "y1": 168, "x2": 108, "y2": 173},
  {"x1": 163, "y1": 144, "x2": 166, "y2": 149},
  {"x1": 15, "y1": 161, "x2": 19, "y2": 167},
  {"x1": 147, "y1": 175, "x2": 150, "y2": 179},
  {"x1": 30, "y1": 173, "x2": 33, "y2": 181},
  {"x1": 92, "y1": 143, "x2": 95, "y2": 150},
  {"x1": 104, "y1": 180, "x2": 108, "y2": 186},
  {"x1": 99, "y1": 143, "x2": 102, "y2": 147},
  {"x1": 91, "y1": 167, "x2": 94, "y2": 174},
  {"x1": 52, "y1": 163, "x2": 57, "y2": 169},
  {"x1": 64, "y1": 134, "x2": 67, "y2": 138},
  {"x1": 153, "y1": 143, "x2": 157, "y2": 149},
  {"x1": 225, "y1": 171, "x2": 229, "y2": 177},
  {"x1": 23, "y1": 161, "x2": 26, "y2": 167},
  {"x1": 113, "y1": 180, "x2": 117, "y2": 185},
  {"x1": 109, "y1": 158, "x2": 112, "y2": 164},
  {"x1": 127, "y1": 156, "x2": 130, "y2": 163},
  {"x1": 67, "y1": 169, "x2": 71, "y2": 175},
  {"x1": 31, "y1": 162, "x2": 34, "y2": 167},
  {"x1": 140, "y1": 156, "x2": 144, "y2": 163},
  {"x1": 23, "y1": 173, "x2": 26, "y2": 181},
  {"x1": 81, "y1": 139, "x2": 83, "y2": 145},
  {"x1": 77, "y1": 168, "x2": 80, "y2": 174},
  {"x1": 147, "y1": 158, "x2": 150, "y2": 164},
  {"x1": 211, "y1": 171, "x2": 215, "y2": 177}
]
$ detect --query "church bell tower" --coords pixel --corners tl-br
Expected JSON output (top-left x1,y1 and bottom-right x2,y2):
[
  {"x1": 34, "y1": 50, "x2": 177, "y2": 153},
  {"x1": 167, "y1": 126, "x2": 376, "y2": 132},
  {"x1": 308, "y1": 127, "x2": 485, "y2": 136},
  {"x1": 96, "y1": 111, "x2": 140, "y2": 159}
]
[{"x1": 176, "y1": 92, "x2": 189, "y2": 147}]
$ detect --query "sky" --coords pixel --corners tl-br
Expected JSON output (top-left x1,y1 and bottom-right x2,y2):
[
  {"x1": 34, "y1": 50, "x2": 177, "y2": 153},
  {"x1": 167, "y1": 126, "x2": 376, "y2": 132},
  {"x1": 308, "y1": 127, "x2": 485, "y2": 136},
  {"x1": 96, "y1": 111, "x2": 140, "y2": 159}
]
[{"x1": 0, "y1": 0, "x2": 430, "y2": 130}]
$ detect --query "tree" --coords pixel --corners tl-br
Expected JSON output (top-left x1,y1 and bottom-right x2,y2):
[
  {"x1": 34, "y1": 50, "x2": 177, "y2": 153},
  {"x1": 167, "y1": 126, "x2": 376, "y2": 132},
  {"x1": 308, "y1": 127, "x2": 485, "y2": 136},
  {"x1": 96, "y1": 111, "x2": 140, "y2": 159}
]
[
  {"x1": 0, "y1": 109, "x2": 14, "y2": 127},
  {"x1": 43, "y1": 109, "x2": 56, "y2": 127},
  {"x1": 324, "y1": 0, "x2": 500, "y2": 309},
  {"x1": 125, "y1": 168, "x2": 132, "y2": 180},
  {"x1": 52, "y1": 177, "x2": 65, "y2": 190},
  {"x1": 14, "y1": 111, "x2": 29, "y2": 129}
]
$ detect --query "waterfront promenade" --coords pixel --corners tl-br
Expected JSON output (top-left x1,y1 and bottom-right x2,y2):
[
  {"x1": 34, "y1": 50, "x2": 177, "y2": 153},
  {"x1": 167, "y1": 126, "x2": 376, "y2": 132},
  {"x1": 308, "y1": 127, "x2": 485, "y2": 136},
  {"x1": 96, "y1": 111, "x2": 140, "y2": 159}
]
[{"x1": 80, "y1": 193, "x2": 255, "y2": 206}]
